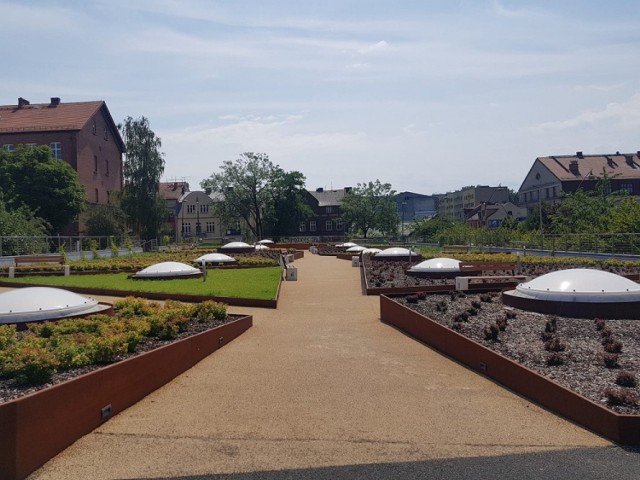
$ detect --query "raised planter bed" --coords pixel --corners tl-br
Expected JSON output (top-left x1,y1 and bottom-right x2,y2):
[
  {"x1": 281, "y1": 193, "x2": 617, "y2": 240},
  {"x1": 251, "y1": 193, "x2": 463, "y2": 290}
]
[
  {"x1": 0, "y1": 314, "x2": 252, "y2": 480},
  {"x1": 379, "y1": 295, "x2": 640, "y2": 445}
]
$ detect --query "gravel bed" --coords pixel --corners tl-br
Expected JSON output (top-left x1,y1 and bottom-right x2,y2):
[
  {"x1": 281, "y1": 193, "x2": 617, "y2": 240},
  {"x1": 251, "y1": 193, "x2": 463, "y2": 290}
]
[{"x1": 394, "y1": 291, "x2": 640, "y2": 414}]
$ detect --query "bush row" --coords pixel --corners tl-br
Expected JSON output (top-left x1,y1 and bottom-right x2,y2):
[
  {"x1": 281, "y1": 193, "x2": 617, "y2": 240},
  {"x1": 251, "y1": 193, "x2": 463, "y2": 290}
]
[{"x1": 0, "y1": 297, "x2": 227, "y2": 386}]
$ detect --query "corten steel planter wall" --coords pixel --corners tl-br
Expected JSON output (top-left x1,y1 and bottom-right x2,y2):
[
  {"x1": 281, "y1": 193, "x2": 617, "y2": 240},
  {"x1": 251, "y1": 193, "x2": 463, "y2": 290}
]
[
  {"x1": 0, "y1": 315, "x2": 252, "y2": 480},
  {"x1": 379, "y1": 295, "x2": 640, "y2": 445}
]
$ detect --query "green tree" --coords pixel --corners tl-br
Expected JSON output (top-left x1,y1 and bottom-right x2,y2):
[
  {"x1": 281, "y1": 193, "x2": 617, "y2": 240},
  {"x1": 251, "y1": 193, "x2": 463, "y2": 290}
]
[
  {"x1": 84, "y1": 204, "x2": 128, "y2": 238},
  {"x1": 0, "y1": 145, "x2": 85, "y2": 233},
  {"x1": 340, "y1": 180, "x2": 399, "y2": 239},
  {"x1": 201, "y1": 152, "x2": 309, "y2": 240},
  {"x1": 609, "y1": 196, "x2": 640, "y2": 233},
  {"x1": 409, "y1": 215, "x2": 458, "y2": 242},
  {"x1": 119, "y1": 116, "x2": 165, "y2": 240}
]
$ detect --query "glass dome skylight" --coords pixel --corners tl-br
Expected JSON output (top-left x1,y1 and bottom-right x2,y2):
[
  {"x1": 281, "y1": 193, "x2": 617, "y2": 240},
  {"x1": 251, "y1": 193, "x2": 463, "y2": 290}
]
[
  {"x1": 133, "y1": 262, "x2": 202, "y2": 279},
  {"x1": 194, "y1": 253, "x2": 236, "y2": 264},
  {"x1": 0, "y1": 287, "x2": 110, "y2": 323},
  {"x1": 221, "y1": 241, "x2": 252, "y2": 249},
  {"x1": 255, "y1": 244, "x2": 271, "y2": 251},
  {"x1": 361, "y1": 248, "x2": 382, "y2": 255},
  {"x1": 346, "y1": 245, "x2": 366, "y2": 252},
  {"x1": 375, "y1": 247, "x2": 419, "y2": 258},
  {"x1": 408, "y1": 257, "x2": 461, "y2": 273}
]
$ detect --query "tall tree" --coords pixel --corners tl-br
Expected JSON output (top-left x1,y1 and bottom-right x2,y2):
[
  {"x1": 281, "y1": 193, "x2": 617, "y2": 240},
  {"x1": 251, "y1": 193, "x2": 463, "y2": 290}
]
[
  {"x1": 340, "y1": 180, "x2": 399, "y2": 239},
  {"x1": 0, "y1": 145, "x2": 85, "y2": 233},
  {"x1": 201, "y1": 152, "x2": 309, "y2": 240},
  {"x1": 119, "y1": 116, "x2": 165, "y2": 240}
]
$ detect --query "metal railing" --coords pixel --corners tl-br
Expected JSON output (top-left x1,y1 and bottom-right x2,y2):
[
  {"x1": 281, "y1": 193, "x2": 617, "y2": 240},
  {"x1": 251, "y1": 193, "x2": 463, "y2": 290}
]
[{"x1": 0, "y1": 235, "x2": 146, "y2": 257}]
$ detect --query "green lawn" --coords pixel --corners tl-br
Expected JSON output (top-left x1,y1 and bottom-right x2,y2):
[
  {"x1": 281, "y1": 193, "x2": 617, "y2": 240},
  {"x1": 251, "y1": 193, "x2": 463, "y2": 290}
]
[{"x1": 3, "y1": 267, "x2": 282, "y2": 300}]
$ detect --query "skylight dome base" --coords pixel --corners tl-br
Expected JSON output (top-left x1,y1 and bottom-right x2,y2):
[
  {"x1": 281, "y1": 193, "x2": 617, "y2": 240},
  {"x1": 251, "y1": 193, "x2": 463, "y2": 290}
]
[{"x1": 132, "y1": 262, "x2": 202, "y2": 279}]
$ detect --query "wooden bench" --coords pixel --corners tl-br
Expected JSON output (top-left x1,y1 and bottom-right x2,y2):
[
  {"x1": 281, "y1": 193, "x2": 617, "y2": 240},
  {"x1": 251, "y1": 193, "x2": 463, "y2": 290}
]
[{"x1": 14, "y1": 255, "x2": 65, "y2": 266}]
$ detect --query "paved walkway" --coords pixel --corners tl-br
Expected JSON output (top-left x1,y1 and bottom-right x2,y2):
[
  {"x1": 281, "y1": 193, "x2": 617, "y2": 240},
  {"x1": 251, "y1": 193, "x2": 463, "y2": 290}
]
[{"x1": 26, "y1": 254, "x2": 636, "y2": 479}]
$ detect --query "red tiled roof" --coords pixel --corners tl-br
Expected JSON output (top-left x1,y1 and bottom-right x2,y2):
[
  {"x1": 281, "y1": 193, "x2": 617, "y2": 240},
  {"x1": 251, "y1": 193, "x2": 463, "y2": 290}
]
[
  {"x1": 539, "y1": 153, "x2": 640, "y2": 181},
  {"x1": 0, "y1": 100, "x2": 104, "y2": 133},
  {"x1": 159, "y1": 182, "x2": 190, "y2": 200}
]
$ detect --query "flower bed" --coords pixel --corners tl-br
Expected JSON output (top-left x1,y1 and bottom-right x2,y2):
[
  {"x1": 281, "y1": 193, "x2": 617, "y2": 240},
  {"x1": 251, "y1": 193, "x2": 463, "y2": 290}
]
[
  {"x1": 0, "y1": 299, "x2": 252, "y2": 480},
  {"x1": 380, "y1": 292, "x2": 640, "y2": 444}
]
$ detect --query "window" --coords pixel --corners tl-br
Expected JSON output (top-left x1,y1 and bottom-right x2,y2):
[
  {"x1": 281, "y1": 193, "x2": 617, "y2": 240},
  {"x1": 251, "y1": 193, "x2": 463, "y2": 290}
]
[
  {"x1": 206, "y1": 222, "x2": 215, "y2": 233},
  {"x1": 105, "y1": 159, "x2": 109, "y2": 176},
  {"x1": 200, "y1": 203, "x2": 208, "y2": 213},
  {"x1": 92, "y1": 120, "x2": 97, "y2": 135},
  {"x1": 187, "y1": 204, "x2": 196, "y2": 214},
  {"x1": 299, "y1": 222, "x2": 306, "y2": 232},
  {"x1": 2, "y1": 144, "x2": 15, "y2": 152},
  {"x1": 182, "y1": 223, "x2": 192, "y2": 234},
  {"x1": 104, "y1": 126, "x2": 108, "y2": 141},
  {"x1": 50, "y1": 142, "x2": 62, "y2": 159},
  {"x1": 95, "y1": 188, "x2": 99, "y2": 203},
  {"x1": 310, "y1": 221, "x2": 316, "y2": 232},
  {"x1": 326, "y1": 206, "x2": 333, "y2": 214},
  {"x1": 621, "y1": 183, "x2": 633, "y2": 194},
  {"x1": 94, "y1": 155, "x2": 98, "y2": 174},
  {"x1": 325, "y1": 220, "x2": 333, "y2": 231},
  {"x1": 335, "y1": 219, "x2": 343, "y2": 231},
  {"x1": 26, "y1": 143, "x2": 36, "y2": 149}
]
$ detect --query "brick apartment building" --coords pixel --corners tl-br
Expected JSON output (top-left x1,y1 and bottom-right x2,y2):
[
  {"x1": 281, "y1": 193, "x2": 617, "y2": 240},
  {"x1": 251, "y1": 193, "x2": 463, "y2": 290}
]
[{"x1": 0, "y1": 97, "x2": 125, "y2": 234}]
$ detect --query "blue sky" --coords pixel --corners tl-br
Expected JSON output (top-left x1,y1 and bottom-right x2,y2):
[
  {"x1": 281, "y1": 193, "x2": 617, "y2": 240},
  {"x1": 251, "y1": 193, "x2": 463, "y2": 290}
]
[{"x1": 2, "y1": 0, "x2": 639, "y2": 194}]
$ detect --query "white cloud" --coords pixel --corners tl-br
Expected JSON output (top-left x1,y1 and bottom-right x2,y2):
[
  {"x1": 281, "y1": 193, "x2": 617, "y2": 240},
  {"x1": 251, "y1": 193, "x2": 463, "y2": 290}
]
[
  {"x1": 531, "y1": 92, "x2": 640, "y2": 132},
  {"x1": 358, "y1": 40, "x2": 389, "y2": 55}
]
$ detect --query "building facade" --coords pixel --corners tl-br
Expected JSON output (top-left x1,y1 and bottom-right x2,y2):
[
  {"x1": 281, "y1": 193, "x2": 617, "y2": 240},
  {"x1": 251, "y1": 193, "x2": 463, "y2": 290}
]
[
  {"x1": 438, "y1": 185, "x2": 510, "y2": 221},
  {"x1": 518, "y1": 151, "x2": 640, "y2": 212},
  {"x1": 0, "y1": 97, "x2": 124, "y2": 234},
  {"x1": 300, "y1": 187, "x2": 351, "y2": 240}
]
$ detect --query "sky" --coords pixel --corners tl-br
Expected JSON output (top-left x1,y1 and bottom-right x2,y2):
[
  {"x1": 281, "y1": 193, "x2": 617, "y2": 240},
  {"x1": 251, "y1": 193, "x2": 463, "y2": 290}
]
[{"x1": 2, "y1": 0, "x2": 640, "y2": 195}]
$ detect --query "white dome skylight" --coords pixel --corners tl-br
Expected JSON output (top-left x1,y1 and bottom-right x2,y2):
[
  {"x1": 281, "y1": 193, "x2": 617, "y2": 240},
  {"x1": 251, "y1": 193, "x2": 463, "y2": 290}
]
[
  {"x1": 362, "y1": 248, "x2": 382, "y2": 255},
  {"x1": 339, "y1": 242, "x2": 358, "y2": 248},
  {"x1": 221, "y1": 242, "x2": 252, "y2": 249},
  {"x1": 257, "y1": 239, "x2": 274, "y2": 244},
  {"x1": 133, "y1": 261, "x2": 202, "y2": 279},
  {"x1": 512, "y1": 268, "x2": 640, "y2": 302},
  {"x1": 346, "y1": 245, "x2": 365, "y2": 252},
  {"x1": 375, "y1": 247, "x2": 419, "y2": 258},
  {"x1": 194, "y1": 253, "x2": 236, "y2": 264},
  {"x1": 408, "y1": 257, "x2": 461, "y2": 273},
  {"x1": 0, "y1": 287, "x2": 109, "y2": 324},
  {"x1": 254, "y1": 244, "x2": 271, "y2": 251}
]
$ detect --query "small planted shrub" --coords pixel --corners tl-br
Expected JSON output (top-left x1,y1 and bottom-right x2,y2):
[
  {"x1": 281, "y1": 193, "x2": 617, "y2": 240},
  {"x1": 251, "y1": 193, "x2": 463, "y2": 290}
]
[
  {"x1": 505, "y1": 310, "x2": 517, "y2": 319},
  {"x1": 417, "y1": 292, "x2": 427, "y2": 300},
  {"x1": 453, "y1": 312, "x2": 469, "y2": 323},
  {"x1": 483, "y1": 323, "x2": 500, "y2": 342},
  {"x1": 603, "y1": 339, "x2": 623, "y2": 354},
  {"x1": 541, "y1": 331, "x2": 554, "y2": 342},
  {"x1": 406, "y1": 294, "x2": 419, "y2": 304},
  {"x1": 545, "y1": 317, "x2": 558, "y2": 334},
  {"x1": 479, "y1": 294, "x2": 493, "y2": 303},
  {"x1": 546, "y1": 352, "x2": 564, "y2": 366},
  {"x1": 544, "y1": 337, "x2": 567, "y2": 352},
  {"x1": 603, "y1": 353, "x2": 620, "y2": 369},
  {"x1": 193, "y1": 301, "x2": 227, "y2": 321},
  {"x1": 604, "y1": 387, "x2": 639, "y2": 406},
  {"x1": 3, "y1": 341, "x2": 60, "y2": 385},
  {"x1": 594, "y1": 319, "x2": 606, "y2": 331},
  {"x1": 471, "y1": 300, "x2": 482, "y2": 309},
  {"x1": 467, "y1": 307, "x2": 478, "y2": 317},
  {"x1": 615, "y1": 371, "x2": 638, "y2": 388},
  {"x1": 600, "y1": 327, "x2": 613, "y2": 340},
  {"x1": 496, "y1": 317, "x2": 508, "y2": 332},
  {"x1": 435, "y1": 301, "x2": 448, "y2": 313}
]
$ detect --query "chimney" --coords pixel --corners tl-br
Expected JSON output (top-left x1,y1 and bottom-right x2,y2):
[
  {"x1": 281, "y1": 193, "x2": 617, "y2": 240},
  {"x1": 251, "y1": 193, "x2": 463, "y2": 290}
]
[
  {"x1": 576, "y1": 151, "x2": 584, "y2": 159},
  {"x1": 569, "y1": 160, "x2": 580, "y2": 175},
  {"x1": 17, "y1": 97, "x2": 30, "y2": 108},
  {"x1": 49, "y1": 97, "x2": 61, "y2": 107},
  {"x1": 316, "y1": 187, "x2": 324, "y2": 193},
  {"x1": 625, "y1": 155, "x2": 634, "y2": 166},
  {"x1": 344, "y1": 187, "x2": 352, "y2": 193}
]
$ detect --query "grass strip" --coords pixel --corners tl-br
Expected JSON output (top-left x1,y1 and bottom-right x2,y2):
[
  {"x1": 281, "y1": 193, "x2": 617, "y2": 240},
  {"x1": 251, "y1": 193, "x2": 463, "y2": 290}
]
[{"x1": 1, "y1": 267, "x2": 282, "y2": 300}]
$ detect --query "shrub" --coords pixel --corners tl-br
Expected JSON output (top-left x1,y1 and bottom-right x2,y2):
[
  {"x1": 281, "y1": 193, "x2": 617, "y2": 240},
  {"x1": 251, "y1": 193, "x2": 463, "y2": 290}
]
[
  {"x1": 615, "y1": 371, "x2": 638, "y2": 388},
  {"x1": 600, "y1": 327, "x2": 613, "y2": 340},
  {"x1": 541, "y1": 331, "x2": 554, "y2": 342},
  {"x1": 471, "y1": 300, "x2": 482, "y2": 309},
  {"x1": 505, "y1": 310, "x2": 517, "y2": 319},
  {"x1": 0, "y1": 324, "x2": 17, "y2": 349},
  {"x1": 4, "y1": 342, "x2": 60, "y2": 385},
  {"x1": 603, "y1": 339, "x2": 623, "y2": 354},
  {"x1": 483, "y1": 323, "x2": 500, "y2": 341},
  {"x1": 545, "y1": 317, "x2": 557, "y2": 333},
  {"x1": 496, "y1": 317, "x2": 508, "y2": 332},
  {"x1": 603, "y1": 353, "x2": 620, "y2": 369},
  {"x1": 87, "y1": 334, "x2": 129, "y2": 363},
  {"x1": 417, "y1": 292, "x2": 427, "y2": 300},
  {"x1": 604, "y1": 387, "x2": 638, "y2": 406},
  {"x1": 479, "y1": 294, "x2": 493, "y2": 303},
  {"x1": 544, "y1": 337, "x2": 567, "y2": 352},
  {"x1": 193, "y1": 301, "x2": 227, "y2": 321},
  {"x1": 453, "y1": 312, "x2": 469, "y2": 323},
  {"x1": 594, "y1": 319, "x2": 606, "y2": 331},
  {"x1": 115, "y1": 297, "x2": 152, "y2": 317},
  {"x1": 546, "y1": 352, "x2": 564, "y2": 366}
]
